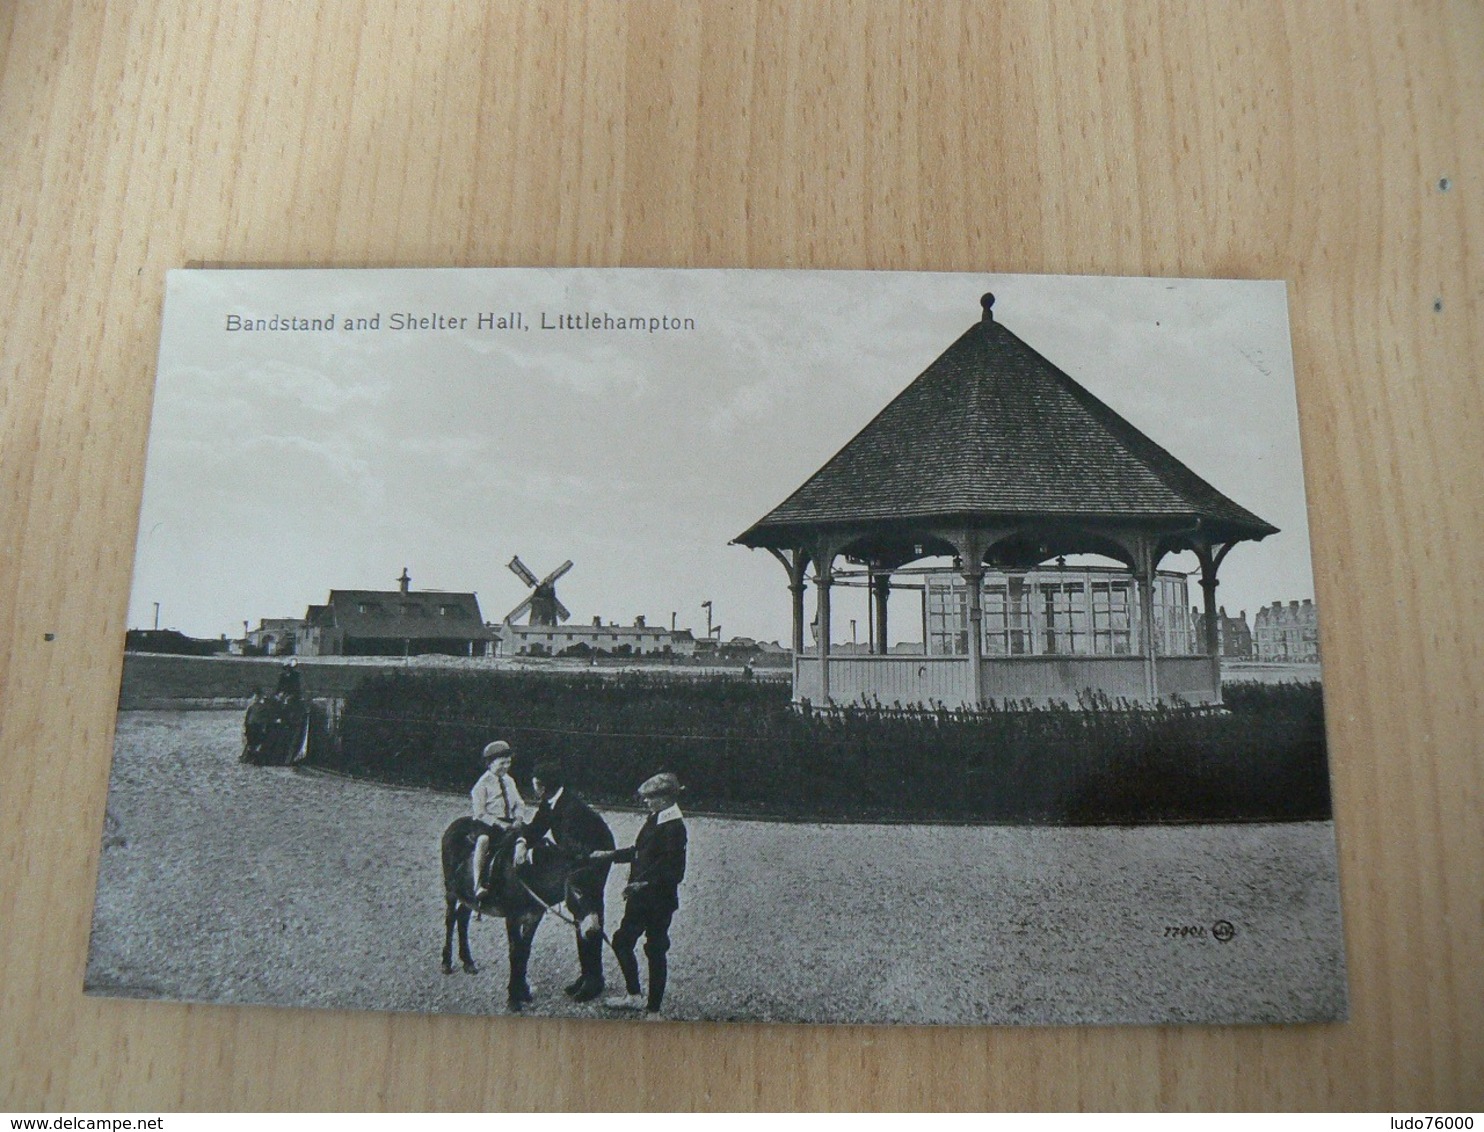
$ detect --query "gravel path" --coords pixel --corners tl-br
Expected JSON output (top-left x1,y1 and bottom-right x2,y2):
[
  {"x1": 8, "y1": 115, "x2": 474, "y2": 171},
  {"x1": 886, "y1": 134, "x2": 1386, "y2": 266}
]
[{"x1": 86, "y1": 711, "x2": 1347, "y2": 1026}]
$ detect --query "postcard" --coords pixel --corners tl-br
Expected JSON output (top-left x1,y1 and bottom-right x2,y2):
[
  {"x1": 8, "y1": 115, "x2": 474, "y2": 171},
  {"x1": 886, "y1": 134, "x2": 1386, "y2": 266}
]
[{"x1": 88, "y1": 268, "x2": 1346, "y2": 1025}]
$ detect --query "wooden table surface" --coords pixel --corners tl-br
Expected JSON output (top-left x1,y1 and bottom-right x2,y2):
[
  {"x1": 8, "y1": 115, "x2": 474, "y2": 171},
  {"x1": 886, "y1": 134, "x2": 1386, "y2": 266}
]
[{"x1": 2, "y1": 1, "x2": 1480, "y2": 1112}]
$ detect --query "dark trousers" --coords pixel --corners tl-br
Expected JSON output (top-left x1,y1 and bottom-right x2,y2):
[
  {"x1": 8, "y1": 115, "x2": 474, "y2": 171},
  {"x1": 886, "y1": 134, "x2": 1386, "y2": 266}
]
[
  {"x1": 565, "y1": 863, "x2": 609, "y2": 991},
  {"x1": 611, "y1": 898, "x2": 676, "y2": 1011},
  {"x1": 557, "y1": 927, "x2": 606, "y2": 996}
]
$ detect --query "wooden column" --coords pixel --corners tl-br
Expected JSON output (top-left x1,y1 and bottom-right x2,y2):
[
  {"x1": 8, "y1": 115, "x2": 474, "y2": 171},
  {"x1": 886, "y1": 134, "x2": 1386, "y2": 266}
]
[
  {"x1": 944, "y1": 530, "x2": 992, "y2": 709},
  {"x1": 800, "y1": 539, "x2": 840, "y2": 706},
  {"x1": 1195, "y1": 541, "x2": 1233, "y2": 704},
  {"x1": 937, "y1": 531, "x2": 997, "y2": 709},
  {"x1": 1135, "y1": 539, "x2": 1160, "y2": 703},
  {"x1": 766, "y1": 547, "x2": 811, "y2": 703},
  {"x1": 790, "y1": 576, "x2": 807, "y2": 657},
  {"x1": 870, "y1": 568, "x2": 891, "y2": 655},
  {"x1": 816, "y1": 564, "x2": 834, "y2": 704},
  {"x1": 1199, "y1": 574, "x2": 1220, "y2": 697},
  {"x1": 963, "y1": 565, "x2": 985, "y2": 708}
]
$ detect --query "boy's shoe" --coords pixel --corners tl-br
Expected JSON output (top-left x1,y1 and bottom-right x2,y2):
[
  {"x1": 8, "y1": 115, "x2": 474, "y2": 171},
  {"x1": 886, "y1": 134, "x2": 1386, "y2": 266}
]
[
  {"x1": 642, "y1": 1010, "x2": 664, "y2": 1021},
  {"x1": 604, "y1": 993, "x2": 646, "y2": 1010},
  {"x1": 571, "y1": 979, "x2": 606, "y2": 1003}
]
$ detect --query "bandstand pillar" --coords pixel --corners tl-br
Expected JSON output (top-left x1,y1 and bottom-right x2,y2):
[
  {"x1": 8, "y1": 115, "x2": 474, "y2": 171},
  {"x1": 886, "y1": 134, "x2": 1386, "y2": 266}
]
[
  {"x1": 816, "y1": 563, "x2": 835, "y2": 704},
  {"x1": 870, "y1": 568, "x2": 891, "y2": 655},
  {"x1": 1200, "y1": 574, "x2": 1220, "y2": 697},
  {"x1": 1195, "y1": 541, "x2": 1233, "y2": 703},
  {"x1": 964, "y1": 565, "x2": 985, "y2": 707},
  {"x1": 944, "y1": 530, "x2": 992, "y2": 709},
  {"x1": 1134, "y1": 538, "x2": 1160, "y2": 704},
  {"x1": 790, "y1": 577, "x2": 807, "y2": 657},
  {"x1": 765, "y1": 547, "x2": 810, "y2": 691}
]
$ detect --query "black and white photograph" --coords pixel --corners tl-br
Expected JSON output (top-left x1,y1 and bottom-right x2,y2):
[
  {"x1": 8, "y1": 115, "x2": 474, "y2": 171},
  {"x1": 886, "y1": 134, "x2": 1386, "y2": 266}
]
[{"x1": 88, "y1": 267, "x2": 1346, "y2": 1027}]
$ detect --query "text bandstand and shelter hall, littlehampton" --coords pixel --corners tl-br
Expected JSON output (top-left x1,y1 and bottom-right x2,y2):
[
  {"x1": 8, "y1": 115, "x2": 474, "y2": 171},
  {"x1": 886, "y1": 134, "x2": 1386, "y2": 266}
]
[{"x1": 734, "y1": 293, "x2": 1278, "y2": 710}]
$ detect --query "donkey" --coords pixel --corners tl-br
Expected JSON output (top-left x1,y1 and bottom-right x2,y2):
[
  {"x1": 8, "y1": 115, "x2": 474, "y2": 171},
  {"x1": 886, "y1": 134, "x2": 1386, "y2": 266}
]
[{"x1": 440, "y1": 816, "x2": 600, "y2": 1011}]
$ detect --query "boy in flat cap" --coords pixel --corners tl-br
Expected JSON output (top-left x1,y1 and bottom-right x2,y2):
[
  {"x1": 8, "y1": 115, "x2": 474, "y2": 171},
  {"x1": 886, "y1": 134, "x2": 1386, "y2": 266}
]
[
  {"x1": 591, "y1": 772, "x2": 688, "y2": 1017},
  {"x1": 470, "y1": 740, "x2": 524, "y2": 898}
]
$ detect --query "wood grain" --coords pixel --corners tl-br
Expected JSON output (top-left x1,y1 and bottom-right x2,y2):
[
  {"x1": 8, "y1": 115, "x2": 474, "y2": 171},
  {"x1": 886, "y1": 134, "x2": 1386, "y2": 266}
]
[{"x1": 2, "y1": 0, "x2": 1480, "y2": 1111}]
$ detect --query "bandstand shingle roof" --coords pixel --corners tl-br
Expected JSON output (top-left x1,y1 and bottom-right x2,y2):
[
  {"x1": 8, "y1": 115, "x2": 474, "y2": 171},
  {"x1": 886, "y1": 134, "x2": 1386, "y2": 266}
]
[{"x1": 735, "y1": 295, "x2": 1277, "y2": 549}]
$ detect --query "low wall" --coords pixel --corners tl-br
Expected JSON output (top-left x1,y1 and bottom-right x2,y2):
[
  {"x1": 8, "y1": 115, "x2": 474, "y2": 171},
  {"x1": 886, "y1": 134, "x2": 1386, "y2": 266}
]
[{"x1": 794, "y1": 653, "x2": 1219, "y2": 708}]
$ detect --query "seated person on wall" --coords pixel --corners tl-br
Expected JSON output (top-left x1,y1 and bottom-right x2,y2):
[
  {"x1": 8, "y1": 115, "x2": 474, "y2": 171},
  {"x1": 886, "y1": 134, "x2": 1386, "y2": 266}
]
[
  {"x1": 591, "y1": 772, "x2": 688, "y2": 1019},
  {"x1": 514, "y1": 762, "x2": 615, "y2": 1002},
  {"x1": 274, "y1": 657, "x2": 304, "y2": 701},
  {"x1": 469, "y1": 740, "x2": 525, "y2": 898}
]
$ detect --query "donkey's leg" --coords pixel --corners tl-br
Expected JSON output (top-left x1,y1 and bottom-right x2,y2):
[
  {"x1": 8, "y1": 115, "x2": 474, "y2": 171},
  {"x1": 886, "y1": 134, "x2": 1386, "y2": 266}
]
[
  {"x1": 505, "y1": 913, "x2": 540, "y2": 1009},
  {"x1": 442, "y1": 898, "x2": 457, "y2": 974},
  {"x1": 458, "y1": 904, "x2": 478, "y2": 974}
]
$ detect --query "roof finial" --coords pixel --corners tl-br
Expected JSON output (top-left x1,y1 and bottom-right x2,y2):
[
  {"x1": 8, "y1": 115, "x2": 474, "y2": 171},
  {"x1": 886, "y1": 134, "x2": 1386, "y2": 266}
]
[{"x1": 980, "y1": 292, "x2": 996, "y2": 322}]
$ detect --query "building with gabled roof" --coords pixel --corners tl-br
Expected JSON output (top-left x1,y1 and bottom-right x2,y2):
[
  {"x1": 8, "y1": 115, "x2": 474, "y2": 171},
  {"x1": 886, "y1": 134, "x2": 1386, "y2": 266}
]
[
  {"x1": 1192, "y1": 605, "x2": 1255, "y2": 660},
  {"x1": 734, "y1": 292, "x2": 1277, "y2": 709},
  {"x1": 1254, "y1": 599, "x2": 1319, "y2": 662},
  {"x1": 245, "y1": 617, "x2": 306, "y2": 656},
  {"x1": 297, "y1": 569, "x2": 498, "y2": 658}
]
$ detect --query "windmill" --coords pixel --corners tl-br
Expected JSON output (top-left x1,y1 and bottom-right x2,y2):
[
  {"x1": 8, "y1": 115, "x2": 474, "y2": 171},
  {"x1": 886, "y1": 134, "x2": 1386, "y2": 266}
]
[{"x1": 504, "y1": 556, "x2": 574, "y2": 626}]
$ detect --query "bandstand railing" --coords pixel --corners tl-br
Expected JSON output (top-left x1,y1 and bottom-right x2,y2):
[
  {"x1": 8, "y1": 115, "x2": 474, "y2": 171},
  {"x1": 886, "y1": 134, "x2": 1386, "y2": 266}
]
[{"x1": 792, "y1": 652, "x2": 1218, "y2": 709}]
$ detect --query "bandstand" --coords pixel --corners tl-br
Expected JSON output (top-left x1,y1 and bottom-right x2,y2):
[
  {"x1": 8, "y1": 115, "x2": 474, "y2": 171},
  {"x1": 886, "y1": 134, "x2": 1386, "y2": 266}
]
[{"x1": 733, "y1": 293, "x2": 1278, "y2": 710}]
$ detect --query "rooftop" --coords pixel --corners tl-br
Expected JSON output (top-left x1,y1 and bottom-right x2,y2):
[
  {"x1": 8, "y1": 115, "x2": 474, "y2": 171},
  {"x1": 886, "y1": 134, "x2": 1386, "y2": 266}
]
[{"x1": 737, "y1": 293, "x2": 1276, "y2": 554}]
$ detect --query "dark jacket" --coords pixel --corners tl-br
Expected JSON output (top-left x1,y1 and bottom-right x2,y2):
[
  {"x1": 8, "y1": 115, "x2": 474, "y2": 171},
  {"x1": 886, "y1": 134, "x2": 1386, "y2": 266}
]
[
  {"x1": 275, "y1": 667, "x2": 304, "y2": 700},
  {"x1": 523, "y1": 788, "x2": 615, "y2": 917},
  {"x1": 524, "y1": 788, "x2": 616, "y2": 857},
  {"x1": 613, "y1": 811, "x2": 687, "y2": 911}
]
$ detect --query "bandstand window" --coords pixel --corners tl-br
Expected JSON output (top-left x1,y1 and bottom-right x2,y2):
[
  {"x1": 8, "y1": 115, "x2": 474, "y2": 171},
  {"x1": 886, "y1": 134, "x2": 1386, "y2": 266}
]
[
  {"x1": 983, "y1": 578, "x2": 1032, "y2": 656},
  {"x1": 1152, "y1": 575, "x2": 1196, "y2": 654},
  {"x1": 1090, "y1": 581, "x2": 1133, "y2": 655},
  {"x1": 927, "y1": 582, "x2": 969, "y2": 655},
  {"x1": 1041, "y1": 582, "x2": 1089, "y2": 655},
  {"x1": 925, "y1": 568, "x2": 1194, "y2": 658}
]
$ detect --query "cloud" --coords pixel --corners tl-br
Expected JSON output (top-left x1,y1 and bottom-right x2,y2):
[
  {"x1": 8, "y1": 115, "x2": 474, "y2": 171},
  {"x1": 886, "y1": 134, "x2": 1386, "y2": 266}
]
[{"x1": 134, "y1": 270, "x2": 1312, "y2": 638}]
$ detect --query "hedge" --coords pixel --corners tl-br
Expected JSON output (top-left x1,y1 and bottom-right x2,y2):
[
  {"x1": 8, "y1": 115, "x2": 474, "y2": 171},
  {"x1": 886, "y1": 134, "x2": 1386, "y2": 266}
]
[{"x1": 304, "y1": 671, "x2": 1332, "y2": 825}]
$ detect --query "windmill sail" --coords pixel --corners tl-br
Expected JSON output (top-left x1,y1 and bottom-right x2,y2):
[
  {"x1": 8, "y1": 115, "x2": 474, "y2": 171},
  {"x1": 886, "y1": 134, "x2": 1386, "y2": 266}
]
[{"x1": 504, "y1": 557, "x2": 574, "y2": 626}]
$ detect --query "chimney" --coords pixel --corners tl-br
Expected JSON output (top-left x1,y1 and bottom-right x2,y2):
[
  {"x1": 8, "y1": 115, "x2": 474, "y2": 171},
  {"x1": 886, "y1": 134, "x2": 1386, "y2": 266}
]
[
  {"x1": 592, "y1": 616, "x2": 601, "y2": 627},
  {"x1": 398, "y1": 567, "x2": 411, "y2": 595},
  {"x1": 635, "y1": 615, "x2": 646, "y2": 628}
]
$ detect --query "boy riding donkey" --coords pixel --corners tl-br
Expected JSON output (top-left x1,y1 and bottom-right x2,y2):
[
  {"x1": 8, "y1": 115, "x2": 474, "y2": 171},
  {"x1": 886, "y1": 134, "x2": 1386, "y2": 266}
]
[{"x1": 469, "y1": 740, "x2": 525, "y2": 898}]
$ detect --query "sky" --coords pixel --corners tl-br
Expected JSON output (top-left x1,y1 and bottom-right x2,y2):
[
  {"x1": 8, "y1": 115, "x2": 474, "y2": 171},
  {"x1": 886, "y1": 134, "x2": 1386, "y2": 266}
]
[{"x1": 129, "y1": 268, "x2": 1315, "y2": 644}]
